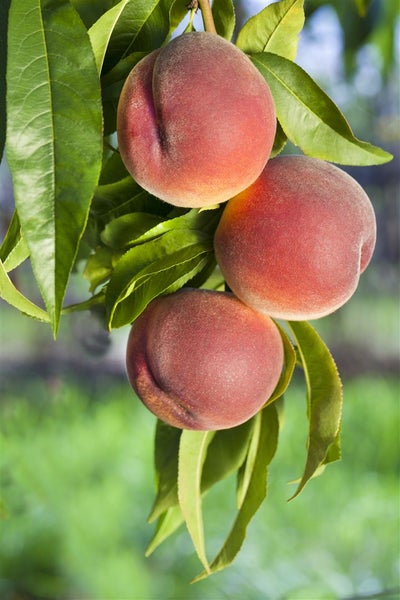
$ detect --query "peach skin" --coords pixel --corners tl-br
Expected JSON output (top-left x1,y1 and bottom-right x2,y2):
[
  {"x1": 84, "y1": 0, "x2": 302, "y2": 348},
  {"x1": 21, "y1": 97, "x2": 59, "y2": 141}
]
[
  {"x1": 126, "y1": 288, "x2": 284, "y2": 430},
  {"x1": 117, "y1": 31, "x2": 276, "y2": 208},
  {"x1": 214, "y1": 155, "x2": 376, "y2": 320}
]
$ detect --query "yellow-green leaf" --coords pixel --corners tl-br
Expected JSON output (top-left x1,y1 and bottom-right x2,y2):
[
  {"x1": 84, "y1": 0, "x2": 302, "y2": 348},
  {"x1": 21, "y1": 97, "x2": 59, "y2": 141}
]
[
  {"x1": 178, "y1": 430, "x2": 215, "y2": 573},
  {"x1": 194, "y1": 404, "x2": 279, "y2": 581},
  {"x1": 251, "y1": 52, "x2": 393, "y2": 166},
  {"x1": 0, "y1": 260, "x2": 49, "y2": 323},
  {"x1": 237, "y1": 0, "x2": 304, "y2": 60},
  {"x1": 288, "y1": 321, "x2": 343, "y2": 499}
]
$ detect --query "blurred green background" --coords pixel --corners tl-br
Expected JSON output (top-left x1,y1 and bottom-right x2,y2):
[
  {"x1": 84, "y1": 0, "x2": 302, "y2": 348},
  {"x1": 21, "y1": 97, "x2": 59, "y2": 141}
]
[{"x1": 1, "y1": 1, "x2": 399, "y2": 599}]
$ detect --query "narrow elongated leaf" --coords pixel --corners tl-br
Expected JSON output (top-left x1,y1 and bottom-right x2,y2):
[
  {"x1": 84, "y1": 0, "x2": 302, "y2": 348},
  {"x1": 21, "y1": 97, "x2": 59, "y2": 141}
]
[
  {"x1": 149, "y1": 418, "x2": 254, "y2": 525},
  {"x1": 201, "y1": 420, "x2": 254, "y2": 492},
  {"x1": 0, "y1": 261, "x2": 49, "y2": 322},
  {"x1": 146, "y1": 504, "x2": 184, "y2": 556},
  {"x1": 100, "y1": 51, "x2": 148, "y2": 88},
  {"x1": 101, "y1": 213, "x2": 165, "y2": 249},
  {"x1": 251, "y1": 52, "x2": 393, "y2": 165},
  {"x1": 288, "y1": 321, "x2": 343, "y2": 499},
  {"x1": 69, "y1": 0, "x2": 117, "y2": 29},
  {"x1": 148, "y1": 421, "x2": 181, "y2": 523},
  {"x1": 164, "y1": 0, "x2": 191, "y2": 43},
  {"x1": 6, "y1": 0, "x2": 103, "y2": 333},
  {"x1": 354, "y1": 0, "x2": 372, "y2": 17},
  {"x1": 101, "y1": 207, "x2": 219, "y2": 250},
  {"x1": 109, "y1": 247, "x2": 211, "y2": 328},
  {"x1": 93, "y1": 176, "x2": 168, "y2": 221},
  {"x1": 93, "y1": 177, "x2": 148, "y2": 216},
  {"x1": 88, "y1": 0, "x2": 130, "y2": 73},
  {"x1": 178, "y1": 430, "x2": 215, "y2": 573},
  {"x1": 105, "y1": 228, "x2": 213, "y2": 327},
  {"x1": 237, "y1": 0, "x2": 304, "y2": 60},
  {"x1": 3, "y1": 238, "x2": 29, "y2": 273},
  {"x1": 271, "y1": 120, "x2": 287, "y2": 157},
  {"x1": 212, "y1": 0, "x2": 235, "y2": 41},
  {"x1": 102, "y1": 0, "x2": 168, "y2": 72},
  {"x1": 101, "y1": 51, "x2": 148, "y2": 135},
  {"x1": 83, "y1": 246, "x2": 119, "y2": 292},
  {"x1": 236, "y1": 409, "x2": 262, "y2": 508},
  {"x1": 0, "y1": 0, "x2": 10, "y2": 161},
  {"x1": 266, "y1": 324, "x2": 296, "y2": 405},
  {"x1": 146, "y1": 418, "x2": 254, "y2": 556},
  {"x1": 0, "y1": 212, "x2": 29, "y2": 271},
  {"x1": 194, "y1": 404, "x2": 280, "y2": 581},
  {"x1": 123, "y1": 208, "x2": 221, "y2": 247}
]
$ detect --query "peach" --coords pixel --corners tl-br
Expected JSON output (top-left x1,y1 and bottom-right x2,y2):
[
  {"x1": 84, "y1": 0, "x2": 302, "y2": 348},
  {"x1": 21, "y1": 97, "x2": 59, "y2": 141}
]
[
  {"x1": 126, "y1": 288, "x2": 284, "y2": 430},
  {"x1": 214, "y1": 155, "x2": 376, "y2": 320},
  {"x1": 116, "y1": 31, "x2": 276, "y2": 208}
]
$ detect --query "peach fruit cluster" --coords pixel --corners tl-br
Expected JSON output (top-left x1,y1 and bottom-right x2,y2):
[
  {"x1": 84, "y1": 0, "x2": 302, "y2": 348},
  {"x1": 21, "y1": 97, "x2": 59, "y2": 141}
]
[{"x1": 119, "y1": 33, "x2": 376, "y2": 430}]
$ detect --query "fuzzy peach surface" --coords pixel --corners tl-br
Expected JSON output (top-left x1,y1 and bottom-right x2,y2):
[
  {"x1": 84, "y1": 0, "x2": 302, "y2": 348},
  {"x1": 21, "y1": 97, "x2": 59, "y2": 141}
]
[
  {"x1": 214, "y1": 155, "x2": 377, "y2": 321},
  {"x1": 126, "y1": 289, "x2": 284, "y2": 430},
  {"x1": 117, "y1": 31, "x2": 276, "y2": 208}
]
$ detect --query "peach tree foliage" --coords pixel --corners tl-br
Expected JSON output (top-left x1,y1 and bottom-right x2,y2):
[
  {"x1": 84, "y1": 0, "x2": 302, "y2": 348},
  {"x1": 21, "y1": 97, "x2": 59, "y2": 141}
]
[{"x1": 1, "y1": 0, "x2": 392, "y2": 580}]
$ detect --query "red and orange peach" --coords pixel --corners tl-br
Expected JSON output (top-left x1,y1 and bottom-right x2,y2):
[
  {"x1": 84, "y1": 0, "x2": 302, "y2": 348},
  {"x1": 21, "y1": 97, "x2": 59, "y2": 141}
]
[
  {"x1": 214, "y1": 155, "x2": 376, "y2": 320},
  {"x1": 126, "y1": 288, "x2": 284, "y2": 430},
  {"x1": 117, "y1": 31, "x2": 276, "y2": 208}
]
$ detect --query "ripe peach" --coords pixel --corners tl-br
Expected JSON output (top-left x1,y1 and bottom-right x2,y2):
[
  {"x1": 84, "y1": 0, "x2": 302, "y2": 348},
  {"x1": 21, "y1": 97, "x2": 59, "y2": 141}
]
[
  {"x1": 126, "y1": 289, "x2": 284, "y2": 430},
  {"x1": 117, "y1": 31, "x2": 276, "y2": 208},
  {"x1": 214, "y1": 155, "x2": 376, "y2": 320}
]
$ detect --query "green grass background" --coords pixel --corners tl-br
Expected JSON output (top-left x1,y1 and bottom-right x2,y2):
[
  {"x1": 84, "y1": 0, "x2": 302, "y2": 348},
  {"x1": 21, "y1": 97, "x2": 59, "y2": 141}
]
[{"x1": 0, "y1": 363, "x2": 398, "y2": 599}]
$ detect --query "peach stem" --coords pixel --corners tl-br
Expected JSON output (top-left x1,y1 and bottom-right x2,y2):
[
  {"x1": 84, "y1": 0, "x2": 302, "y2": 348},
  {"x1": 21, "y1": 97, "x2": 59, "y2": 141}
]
[{"x1": 197, "y1": 0, "x2": 217, "y2": 34}]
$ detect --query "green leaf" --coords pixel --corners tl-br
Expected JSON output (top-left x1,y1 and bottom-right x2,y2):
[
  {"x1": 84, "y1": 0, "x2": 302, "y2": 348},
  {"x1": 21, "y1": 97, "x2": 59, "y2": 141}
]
[
  {"x1": 212, "y1": 0, "x2": 235, "y2": 41},
  {"x1": 100, "y1": 209, "x2": 195, "y2": 250},
  {"x1": 102, "y1": 207, "x2": 221, "y2": 250},
  {"x1": 165, "y1": 0, "x2": 192, "y2": 43},
  {"x1": 6, "y1": 0, "x2": 103, "y2": 334},
  {"x1": 201, "y1": 420, "x2": 255, "y2": 492},
  {"x1": 105, "y1": 227, "x2": 213, "y2": 328},
  {"x1": 133, "y1": 208, "x2": 221, "y2": 243},
  {"x1": 108, "y1": 242, "x2": 212, "y2": 328},
  {"x1": 0, "y1": 260, "x2": 49, "y2": 323},
  {"x1": 88, "y1": 0, "x2": 130, "y2": 73},
  {"x1": 83, "y1": 246, "x2": 120, "y2": 292},
  {"x1": 0, "y1": 0, "x2": 10, "y2": 162},
  {"x1": 266, "y1": 324, "x2": 296, "y2": 405},
  {"x1": 92, "y1": 176, "x2": 168, "y2": 221},
  {"x1": 149, "y1": 418, "x2": 253, "y2": 526},
  {"x1": 354, "y1": 0, "x2": 373, "y2": 17},
  {"x1": 194, "y1": 403, "x2": 280, "y2": 581},
  {"x1": 178, "y1": 430, "x2": 215, "y2": 573},
  {"x1": 148, "y1": 421, "x2": 182, "y2": 523},
  {"x1": 101, "y1": 213, "x2": 165, "y2": 249},
  {"x1": 0, "y1": 212, "x2": 29, "y2": 272},
  {"x1": 102, "y1": 0, "x2": 169, "y2": 72},
  {"x1": 3, "y1": 238, "x2": 29, "y2": 273},
  {"x1": 251, "y1": 52, "x2": 393, "y2": 166},
  {"x1": 237, "y1": 0, "x2": 304, "y2": 60},
  {"x1": 100, "y1": 50, "x2": 147, "y2": 135},
  {"x1": 99, "y1": 147, "x2": 130, "y2": 185},
  {"x1": 271, "y1": 120, "x2": 287, "y2": 158},
  {"x1": 101, "y1": 51, "x2": 148, "y2": 88},
  {"x1": 288, "y1": 321, "x2": 343, "y2": 499},
  {"x1": 70, "y1": 0, "x2": 117, "y2": 29},
  {"x1": 146, "y1": 504, "x2": 184, "y2": 556},
  {"x1": 236, "y1": 411, "x2": 262, "y2": 509},
  {"x1": 94, "y1": 177, "x2": 146, "y2": 212}
]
